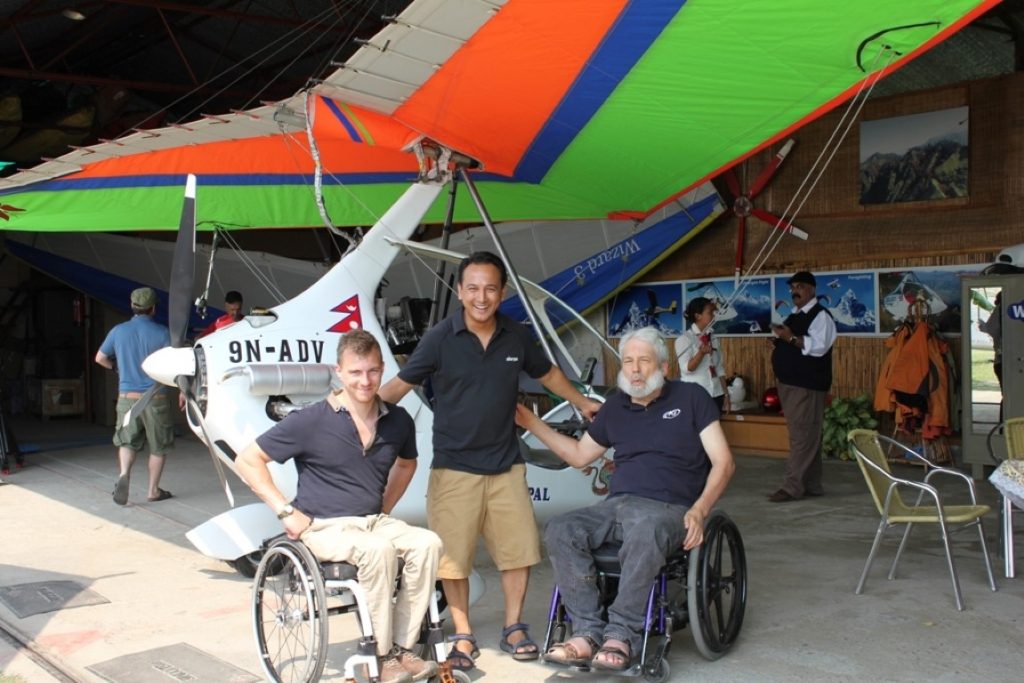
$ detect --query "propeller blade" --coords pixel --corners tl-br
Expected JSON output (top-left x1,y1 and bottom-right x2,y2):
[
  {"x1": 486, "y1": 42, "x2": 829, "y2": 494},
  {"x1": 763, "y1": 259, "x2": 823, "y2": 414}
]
[
  {"x1": 168, "y1": 174, "x2": 197, "y2": 347},
  {"x1": 751, "y1": 207, "x2": 809, "y2": 240},
  {"x1": 749, "y1": 139, "x2": 795, "y2": 199},
  {"x1": 734, "y1": 214, "x2": 747, "y2": 281},
  {"x1": 186, "y1": 394, "x2": 234, "y2": 507},
  {"x1": 120, "y1": 384, "x2": 160, "y2": 428},
  {"x1": 723, "y1": 168, "x2": 742, "y2": 200},
  {"x1": 646, "y1": 288, "x2": 658, "y2": 310}
]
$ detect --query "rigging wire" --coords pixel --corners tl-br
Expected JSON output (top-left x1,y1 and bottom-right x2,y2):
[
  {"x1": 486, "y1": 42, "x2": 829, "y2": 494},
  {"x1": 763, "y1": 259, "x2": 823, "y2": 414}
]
[
  {"x1": 122, "y1": 3, "x2": 344, "y2": 131},
  {"x1": 211, "y1": 225, "x2": 289, "y2": 304},
  {"x1": 713, "y1": 45, "x2": 898, "y2": 327},
  {"x1": 238, "y1": 0, "x2": 376, "y2": 112}
]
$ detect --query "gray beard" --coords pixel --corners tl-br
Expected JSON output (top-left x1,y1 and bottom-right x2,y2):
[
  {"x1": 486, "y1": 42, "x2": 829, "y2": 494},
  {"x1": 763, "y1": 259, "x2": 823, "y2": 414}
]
[{"x1": 618, "y1": 368, "x2": 666, "y2": 399}]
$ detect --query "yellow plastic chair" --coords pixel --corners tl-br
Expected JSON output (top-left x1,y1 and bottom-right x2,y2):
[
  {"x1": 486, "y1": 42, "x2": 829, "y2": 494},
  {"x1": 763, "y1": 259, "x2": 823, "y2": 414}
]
[
  {"x1": 997, "y1": 417, "x2": 1024, "y2": 578},
  {"x1": 848, "y1": 429, "x2": 997, "y2": 611}
]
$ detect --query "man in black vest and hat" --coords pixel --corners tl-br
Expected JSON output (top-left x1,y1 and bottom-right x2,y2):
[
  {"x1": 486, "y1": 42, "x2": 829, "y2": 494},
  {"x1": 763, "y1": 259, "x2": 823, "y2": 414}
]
[{"x1": 768, "y1": 271, "x2": 836, "y2": 502}]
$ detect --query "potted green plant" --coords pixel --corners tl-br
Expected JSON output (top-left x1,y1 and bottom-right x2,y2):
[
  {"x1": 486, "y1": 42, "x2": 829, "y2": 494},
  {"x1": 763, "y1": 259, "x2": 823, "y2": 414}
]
[{"x1": 822, "y1": 394, "x2": 878, "y2": 459}]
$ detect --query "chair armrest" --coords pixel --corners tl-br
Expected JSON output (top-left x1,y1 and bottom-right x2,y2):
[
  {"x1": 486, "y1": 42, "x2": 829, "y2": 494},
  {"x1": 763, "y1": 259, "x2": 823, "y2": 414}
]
[
  {"x1": 855, "y1": 450, "x2": 943, "y2": 512},
  {"x1": 875, "y1": 435, "x2": 977, "y2": 505},
  {"x1": 922, "y1": 466, "x2": 980, "y2": 504}
]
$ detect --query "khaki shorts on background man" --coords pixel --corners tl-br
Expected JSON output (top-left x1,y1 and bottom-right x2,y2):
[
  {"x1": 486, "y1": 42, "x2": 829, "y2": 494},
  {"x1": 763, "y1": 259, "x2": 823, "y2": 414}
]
[
  {"x1": 114, "y1": 393, "x2": 175, "y2": 453},
  {"x1": 427, "y1": 463, "x2": 541, "y2": 578}
]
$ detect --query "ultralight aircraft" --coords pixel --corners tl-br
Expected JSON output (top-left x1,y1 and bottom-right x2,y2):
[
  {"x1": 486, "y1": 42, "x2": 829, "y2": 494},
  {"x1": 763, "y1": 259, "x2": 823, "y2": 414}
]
[{"x1": 0, "y1": 0, "x2": 998, "y2": 578}]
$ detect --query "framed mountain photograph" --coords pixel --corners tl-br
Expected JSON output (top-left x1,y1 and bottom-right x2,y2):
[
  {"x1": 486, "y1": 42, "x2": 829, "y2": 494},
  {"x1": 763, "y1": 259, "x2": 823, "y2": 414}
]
[{"x1": 859, "y1": 106, "x2": 968, "y2": 204}]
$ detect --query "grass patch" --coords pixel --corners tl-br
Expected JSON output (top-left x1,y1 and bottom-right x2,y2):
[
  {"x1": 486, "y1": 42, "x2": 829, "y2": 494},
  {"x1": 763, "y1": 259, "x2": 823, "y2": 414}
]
[{"x1": 972, "y1": 347, "x2": 999, "y2": 390}]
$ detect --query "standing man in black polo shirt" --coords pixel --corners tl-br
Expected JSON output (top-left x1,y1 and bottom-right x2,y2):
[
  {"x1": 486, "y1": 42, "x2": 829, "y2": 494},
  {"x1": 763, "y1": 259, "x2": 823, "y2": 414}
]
[
  {"x1": 236, "y1": 330, "x2": 441, "y2": 683},
  {"x1": 768, "y1": 271, "x2": 837, "y2": 503},
  {"x1": 380, "y1": 251, "x2": 601, "y2": 671},
  {"x1": 514, "y1": 326, "x2": 735, "y2": 671}
]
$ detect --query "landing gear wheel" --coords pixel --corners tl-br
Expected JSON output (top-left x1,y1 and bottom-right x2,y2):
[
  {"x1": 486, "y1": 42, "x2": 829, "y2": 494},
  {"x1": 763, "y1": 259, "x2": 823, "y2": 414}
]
[
  {"x1": 687, "y1": 510, "x2": 747, "y2": 660},
  {"x1": 229, "y1": 550, "x2": 288, "y2": 578},
  {"x1": 643, "y1": 658, "x2": 670, "y2": 683},
  {"x1": 228, "y1": 551, "x2": 263, "y2": 577},
  {"x1": 433, "y1": 579, "x2": 448, "y2": 614},
  {"x1": 253, "y1": 539, "x2": 328, "y2": 683}
]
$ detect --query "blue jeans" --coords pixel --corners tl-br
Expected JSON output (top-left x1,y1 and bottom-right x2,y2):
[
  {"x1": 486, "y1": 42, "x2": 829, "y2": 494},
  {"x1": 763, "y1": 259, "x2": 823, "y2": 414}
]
[{"x1": 544, "y1": 495, "x2": 688, "y2": 655}]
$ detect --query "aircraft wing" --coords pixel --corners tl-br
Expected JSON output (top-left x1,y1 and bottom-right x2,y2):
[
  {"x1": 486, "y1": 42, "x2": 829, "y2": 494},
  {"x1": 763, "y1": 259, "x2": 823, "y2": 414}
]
[{"x1": 0, "y1": 0, "x2": 997, "y2": 232}]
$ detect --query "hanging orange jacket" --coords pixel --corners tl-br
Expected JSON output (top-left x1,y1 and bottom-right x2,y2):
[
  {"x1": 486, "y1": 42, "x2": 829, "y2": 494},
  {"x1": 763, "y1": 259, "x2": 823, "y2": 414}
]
[
  {"x1": 874, "y1": 322, "x2": 951, "y2": 438},
  {"x1": 887, "y1": 322, "x2": 932, "y2": 395},
  {"x1": 874, "y1": 325, "x2": 912, "y2": 412}
]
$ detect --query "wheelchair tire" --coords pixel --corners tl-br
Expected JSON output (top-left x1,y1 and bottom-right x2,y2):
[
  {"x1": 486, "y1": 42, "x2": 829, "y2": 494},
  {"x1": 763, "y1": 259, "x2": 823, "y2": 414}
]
[
  {"x1": 252, "y1": 539, "x2": 329, "y2": 683},
  {"x1": 687, "y1": 510, "x2": 747, "y2": 660}
]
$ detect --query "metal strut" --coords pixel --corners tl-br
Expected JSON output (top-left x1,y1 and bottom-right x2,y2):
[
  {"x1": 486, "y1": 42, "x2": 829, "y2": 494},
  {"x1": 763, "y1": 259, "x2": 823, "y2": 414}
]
[
  {"x1": 194, "y1": 229, "x2": 221, "y2": 320},
  {"x1": 459, "y1": 168, "x2": 557, "y2": 366},
  {"x1": 429, "y1": 177, "x2": 459, "y2": 326}
]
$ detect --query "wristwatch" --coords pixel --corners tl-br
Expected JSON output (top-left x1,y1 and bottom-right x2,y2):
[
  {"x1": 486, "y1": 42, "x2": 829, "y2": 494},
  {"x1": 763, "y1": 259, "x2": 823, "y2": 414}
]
[{"x1": 276, "y1": 503, "x2": 295, "y2": 520}]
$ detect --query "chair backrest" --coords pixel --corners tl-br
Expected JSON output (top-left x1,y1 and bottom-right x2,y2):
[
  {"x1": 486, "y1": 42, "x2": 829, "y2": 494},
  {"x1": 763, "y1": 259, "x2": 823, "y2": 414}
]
[
  {"x1": 848, "y1": 429, "x2": 909, "y2": 516},
  {"x1": 1005, "y1": 417, "x2": 1024, "y2": 461}
]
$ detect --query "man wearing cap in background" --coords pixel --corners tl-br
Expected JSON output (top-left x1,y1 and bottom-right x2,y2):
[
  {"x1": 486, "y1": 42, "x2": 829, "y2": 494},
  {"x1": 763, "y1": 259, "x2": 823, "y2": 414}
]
[
  {"x1": 768, "y1": 271, "x2": 836, "y2": 503},
  {"x1": 95, "y1": 286, "x2": 176, "y2": 505}
]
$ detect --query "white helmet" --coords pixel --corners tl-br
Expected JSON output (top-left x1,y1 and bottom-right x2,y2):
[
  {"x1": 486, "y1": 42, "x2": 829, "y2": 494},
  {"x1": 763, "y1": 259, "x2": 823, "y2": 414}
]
[
  {"x1": 727, "y1": 376, "x2": 746, "y2": 404},
  {"x1": 983, "y1": 243, "x2": 1024, "y2": 274}
]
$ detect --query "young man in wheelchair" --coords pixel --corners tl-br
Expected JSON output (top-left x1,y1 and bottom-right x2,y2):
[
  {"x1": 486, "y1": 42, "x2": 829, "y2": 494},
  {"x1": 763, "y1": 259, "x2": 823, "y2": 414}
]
[
  {"x1": 237, "y1": 330, "x2": 443, "y2": 683},
  {"x1": 515, "y1": 326, "x2": 735, "y2": 672}
]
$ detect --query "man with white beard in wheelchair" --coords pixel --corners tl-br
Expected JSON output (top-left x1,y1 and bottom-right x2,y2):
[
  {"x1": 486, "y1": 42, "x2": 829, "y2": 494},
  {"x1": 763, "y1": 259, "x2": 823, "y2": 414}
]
[{"x1": 515, "y1": 326, "x2": 735, "y2": 672}]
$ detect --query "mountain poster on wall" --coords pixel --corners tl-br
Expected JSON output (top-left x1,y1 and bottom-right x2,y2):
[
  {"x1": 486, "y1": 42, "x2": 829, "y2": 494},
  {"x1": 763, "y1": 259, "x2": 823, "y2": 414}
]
[{"x1": 859, "y1": 106, "x2": 968, "y2": 204}]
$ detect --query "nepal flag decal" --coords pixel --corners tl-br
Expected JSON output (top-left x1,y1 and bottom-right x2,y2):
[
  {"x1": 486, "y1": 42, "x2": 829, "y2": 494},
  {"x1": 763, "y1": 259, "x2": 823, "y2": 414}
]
[{"x1": 328, "y1": 295, "x2": 362, "y2": 332}]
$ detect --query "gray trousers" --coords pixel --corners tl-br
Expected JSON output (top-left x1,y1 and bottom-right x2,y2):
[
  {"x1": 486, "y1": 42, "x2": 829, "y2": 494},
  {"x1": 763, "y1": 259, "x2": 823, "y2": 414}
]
[
  {"x1": 544, "y1": 495, "x2": 688, "y2": 656},
  {"x1": 778, "y1": 381, "x2": 826, "y2": 497}
]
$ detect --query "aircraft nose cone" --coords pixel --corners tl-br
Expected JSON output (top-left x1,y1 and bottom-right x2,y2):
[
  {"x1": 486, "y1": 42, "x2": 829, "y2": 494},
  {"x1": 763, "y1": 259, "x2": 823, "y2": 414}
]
[{"x1": 142, "y1": 346, "x2": 196, "y2": 387}]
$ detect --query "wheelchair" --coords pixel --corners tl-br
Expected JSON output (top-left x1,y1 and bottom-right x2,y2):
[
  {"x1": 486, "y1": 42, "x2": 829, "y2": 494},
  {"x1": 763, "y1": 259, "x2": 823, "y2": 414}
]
[
  {"x1": 542, "y1": 510, "x2": 747, "y2": 682},
  {"x1": 251, "y1": 535, "x2": 469, "y2": 683}
]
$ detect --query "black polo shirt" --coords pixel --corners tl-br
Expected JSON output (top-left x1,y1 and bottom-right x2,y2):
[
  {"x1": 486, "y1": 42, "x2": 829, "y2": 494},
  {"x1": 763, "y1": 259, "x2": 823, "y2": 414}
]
[
  {"x1": 398, "y1": 310, "x2": 551, "y2": 474},
  {"x1": 587, "y1": 381, "x2": 718, "y2": 507},
  {"x1": 257, "y1": 397, "x2": 416, "y2": 518}
]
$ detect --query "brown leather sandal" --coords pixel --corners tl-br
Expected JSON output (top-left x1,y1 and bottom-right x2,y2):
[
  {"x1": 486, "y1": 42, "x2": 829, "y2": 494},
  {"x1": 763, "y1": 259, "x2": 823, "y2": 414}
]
[
  {"x1": 591, "y1": 639, "x2": 631, "y2": 672},
  {"x1": 543, "y1": 635, "x2": 598, "y2": 667}
]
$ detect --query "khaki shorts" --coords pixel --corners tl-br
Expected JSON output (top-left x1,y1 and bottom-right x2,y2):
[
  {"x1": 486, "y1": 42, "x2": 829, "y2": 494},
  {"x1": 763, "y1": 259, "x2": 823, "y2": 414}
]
[
  {"x1": 427, "y1": 463, "x2": 541, "y2": 578},
  {"x1": 114, "y1": 394, "x2": 175, "y2": 454}
]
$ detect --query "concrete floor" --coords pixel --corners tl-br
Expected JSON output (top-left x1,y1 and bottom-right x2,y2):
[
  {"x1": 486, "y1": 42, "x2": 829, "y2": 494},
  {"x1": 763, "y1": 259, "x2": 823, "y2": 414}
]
[{"x1": 0, "y1": 416, "x2": 1021, "y2": 683}]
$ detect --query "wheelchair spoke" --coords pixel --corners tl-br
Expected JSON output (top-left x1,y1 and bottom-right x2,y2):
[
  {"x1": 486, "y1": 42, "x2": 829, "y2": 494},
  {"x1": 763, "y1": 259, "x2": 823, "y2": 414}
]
[{"x1": 253, "y1": 543, "x2": 328, "y2": 683}]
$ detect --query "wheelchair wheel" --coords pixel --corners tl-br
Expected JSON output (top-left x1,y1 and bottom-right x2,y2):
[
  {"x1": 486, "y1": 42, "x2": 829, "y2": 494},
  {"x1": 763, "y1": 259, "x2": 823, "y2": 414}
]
[
  {"x1": 687, "y1": 511, "x2": 747, "y2": 660},
  {"x1": 252, "y1": 539, "x2": 329, "y2": 683}
]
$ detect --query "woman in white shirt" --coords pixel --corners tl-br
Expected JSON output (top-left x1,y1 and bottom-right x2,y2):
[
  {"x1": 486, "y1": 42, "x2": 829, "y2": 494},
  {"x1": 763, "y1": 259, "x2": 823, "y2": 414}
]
[{"x1": 675, "y1": 296, "x2": 730, "y2": 412}]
